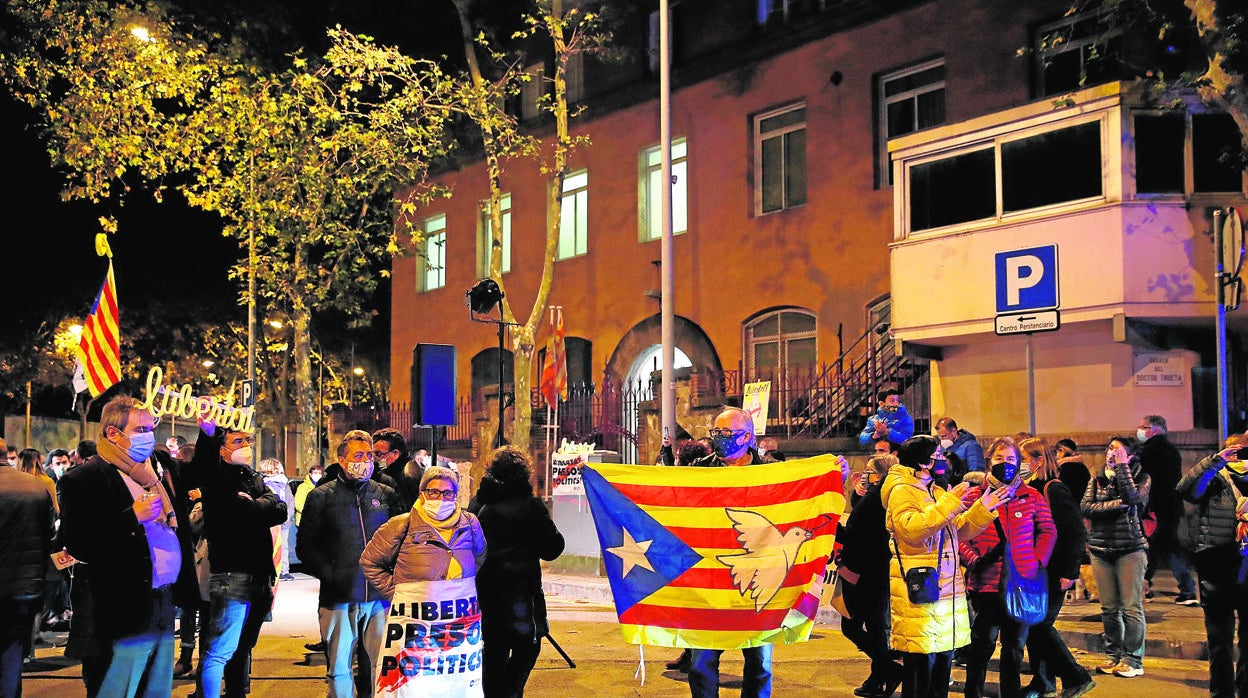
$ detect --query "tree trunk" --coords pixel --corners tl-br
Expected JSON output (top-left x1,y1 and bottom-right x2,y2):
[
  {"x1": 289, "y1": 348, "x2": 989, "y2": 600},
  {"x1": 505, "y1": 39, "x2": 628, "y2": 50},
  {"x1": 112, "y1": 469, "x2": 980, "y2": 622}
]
[{"x1": 293, "y1": 240, "x2": 319, "y2": 474}]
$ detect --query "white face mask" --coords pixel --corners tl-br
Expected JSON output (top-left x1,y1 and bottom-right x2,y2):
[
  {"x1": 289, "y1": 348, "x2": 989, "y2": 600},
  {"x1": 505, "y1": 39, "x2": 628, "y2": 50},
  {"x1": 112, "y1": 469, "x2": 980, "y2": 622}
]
[
  {"x1": 422, "y1": 498, "x2": 456, "y2": 521},
  {"x1": 939, "y1": 438, "x2": 954, "y2": 449},
  {"x1": 309, "y1": 473, "x2": 322, "y2": 484},
  {"x1": 51, "y1": 464, "x2": 65, "y2": 478},
  {"x1": 228, "y1": 446, "x2": 253, "y2": 466},
  {"x1": 1137, "y1": 428, "x2": 1150, "y2": 443}
]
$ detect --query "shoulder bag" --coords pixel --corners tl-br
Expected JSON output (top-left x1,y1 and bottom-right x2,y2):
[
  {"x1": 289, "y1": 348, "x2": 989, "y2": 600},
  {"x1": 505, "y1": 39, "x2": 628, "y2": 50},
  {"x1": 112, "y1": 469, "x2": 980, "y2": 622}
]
[
  {"x1": 994, "y1": 516, "x2": 1047, "y2": 625},
  {"x1": 892, "y1": 529, "x2": 943, "y2": 605}
]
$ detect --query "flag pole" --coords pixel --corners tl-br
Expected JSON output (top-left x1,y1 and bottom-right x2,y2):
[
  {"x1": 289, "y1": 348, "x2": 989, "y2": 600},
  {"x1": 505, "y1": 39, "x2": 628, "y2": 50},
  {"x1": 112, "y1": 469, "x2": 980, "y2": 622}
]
[{"x1": 658, "y1": 0, "x2": 676, "y2": 447}]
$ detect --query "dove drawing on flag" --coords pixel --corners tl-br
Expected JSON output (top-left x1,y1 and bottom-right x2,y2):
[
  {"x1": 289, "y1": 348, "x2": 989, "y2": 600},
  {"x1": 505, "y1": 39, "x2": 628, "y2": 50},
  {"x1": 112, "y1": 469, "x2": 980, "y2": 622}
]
[{"x1": 717, "y1": 509, "x2": 821, "y2": 613}]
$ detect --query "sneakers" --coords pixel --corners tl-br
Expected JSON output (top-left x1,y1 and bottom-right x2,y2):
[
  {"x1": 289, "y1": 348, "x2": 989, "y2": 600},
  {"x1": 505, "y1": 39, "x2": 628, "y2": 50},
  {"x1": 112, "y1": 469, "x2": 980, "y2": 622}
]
[
  {"x1": 304, "y1": 640, "x2": 326, "y2": 653},
  {"x1": 279, "y1": 573, "x2": 296, "y2": 581},
  {"x1": 1061, "y1": 678, "x2": 1096, "y2": 698},
  {"x1": 1112, "y1": 663, "x2": 1144, "y2": 678},
  {"x1": 1096, "y1": 659, "x2": 1120, "y2": 675},
  {"x1": 1175, "y1": 592, "x2": 1199, "y2": 606}
]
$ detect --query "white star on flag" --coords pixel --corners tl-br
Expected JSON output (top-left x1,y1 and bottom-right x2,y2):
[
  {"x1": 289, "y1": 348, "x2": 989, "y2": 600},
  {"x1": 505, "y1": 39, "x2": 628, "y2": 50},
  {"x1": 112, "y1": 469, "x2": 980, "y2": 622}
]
[{"x1": 607, "y1": 528, "x2": 656, "y2": 577}]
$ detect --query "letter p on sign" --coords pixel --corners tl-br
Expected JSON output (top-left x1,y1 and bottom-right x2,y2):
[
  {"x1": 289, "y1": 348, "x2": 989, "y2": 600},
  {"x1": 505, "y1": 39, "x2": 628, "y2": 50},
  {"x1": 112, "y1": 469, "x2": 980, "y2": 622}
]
[{"x1": 995, "y1": 246, "x2": 1058, "y2": 313}]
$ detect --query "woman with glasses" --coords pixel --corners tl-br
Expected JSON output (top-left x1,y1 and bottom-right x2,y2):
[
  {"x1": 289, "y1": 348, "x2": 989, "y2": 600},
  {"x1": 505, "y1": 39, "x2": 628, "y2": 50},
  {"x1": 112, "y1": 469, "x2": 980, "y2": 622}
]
[{"x1": 467, "y1": 447, "x2": 565, "y2": 697}]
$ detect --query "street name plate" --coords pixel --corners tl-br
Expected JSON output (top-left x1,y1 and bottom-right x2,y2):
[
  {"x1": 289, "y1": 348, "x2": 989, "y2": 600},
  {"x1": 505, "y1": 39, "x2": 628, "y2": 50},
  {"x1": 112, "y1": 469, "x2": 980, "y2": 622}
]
[{"x1": 995, "y1": 310, "x2": 1060, "y2": 336}]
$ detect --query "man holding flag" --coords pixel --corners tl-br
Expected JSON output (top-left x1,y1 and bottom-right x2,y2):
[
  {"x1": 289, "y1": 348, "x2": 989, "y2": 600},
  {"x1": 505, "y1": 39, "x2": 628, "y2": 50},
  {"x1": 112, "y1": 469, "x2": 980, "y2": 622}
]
[{"x1": 582, "y1": 405, "x2": 845, "y2": 698}]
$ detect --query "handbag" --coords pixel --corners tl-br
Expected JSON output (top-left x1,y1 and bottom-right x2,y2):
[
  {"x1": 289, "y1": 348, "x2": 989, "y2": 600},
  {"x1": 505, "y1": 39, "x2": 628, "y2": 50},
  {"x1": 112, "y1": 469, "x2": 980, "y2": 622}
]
[
  {"x1": 892, "y1": 529, "x2": 944, "y2": 605},
  {"x1": 994, "y1": 517, "x2": 1047, "y2": 625}
]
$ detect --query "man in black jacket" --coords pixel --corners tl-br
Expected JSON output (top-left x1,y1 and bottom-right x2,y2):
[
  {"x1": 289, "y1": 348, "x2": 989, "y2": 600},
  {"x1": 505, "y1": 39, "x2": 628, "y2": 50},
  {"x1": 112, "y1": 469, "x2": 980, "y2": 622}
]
[
  {"x1": 0, "y1": 459, "x2": 55, "y2": 697},
  {"x1": 371, "y1": 427, "x2": 424, "y2": 511},
  {"x1": 298, "y1": 430, "x2": 402, "y2": 698},
  {"x1": 59, "y1": 395, "x2": 183, "y2": 698},
  {"x1": 1137, "y1": 414, "x2": 1197, "y2": 604},
  {"x1": 190, "y1": 420, "x2": 287, "y2": 698}
]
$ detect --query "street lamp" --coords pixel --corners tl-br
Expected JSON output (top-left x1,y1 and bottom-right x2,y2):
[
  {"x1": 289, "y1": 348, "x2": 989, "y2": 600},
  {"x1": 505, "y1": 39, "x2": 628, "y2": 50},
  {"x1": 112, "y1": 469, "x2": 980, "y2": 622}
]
[{"x1": 467, "y1": 279, "x2": 516, "y2": 448}]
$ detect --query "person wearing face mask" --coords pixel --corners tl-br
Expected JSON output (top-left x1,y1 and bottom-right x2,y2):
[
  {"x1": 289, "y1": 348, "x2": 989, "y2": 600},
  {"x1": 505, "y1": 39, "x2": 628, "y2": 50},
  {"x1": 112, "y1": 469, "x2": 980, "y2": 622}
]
[
  {"x1": 1134, "y1": 415, "x2": 1196, "y2": 605},
  {"x1": 882, "y1": 435, "x2": 1007, "y2": 698},
  {"x1": 934, "y1": 417, "x2": 984, "y2": 477},
  {"x1": 58, "y1": 395, "x2": 184, "y2": 698},
  {"x1": 371, "y1": 427, "x2": 425, "y2": 511},
  {"x1": 298, "y1": 430, "x2": 403, "y2": 697},
  {"x1": 44, "y1": 448, "x2": 70, "y2": 483},
  {"x1": 859, "y1": 388, "x2": 915, "y2": 446},
  {"x1": 6, "y1": 444, "x2": 19, "y2": 468},
  {"x1": 1081, "y1": 437, "x2": 1151, "y2": 679},
  {"x1": 1176, "y1": 433, "x2": 1248, "y2": 697},
  {"x1": 188, "y1": 419, "x2": 288, "y2": 698},
  {"x1": 958, "y1": 438, "x2": 1057, "y2": 698}
]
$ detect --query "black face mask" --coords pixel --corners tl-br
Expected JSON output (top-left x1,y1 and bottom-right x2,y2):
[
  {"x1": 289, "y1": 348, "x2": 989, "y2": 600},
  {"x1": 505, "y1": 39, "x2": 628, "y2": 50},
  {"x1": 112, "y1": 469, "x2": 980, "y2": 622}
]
[{"x1": 991, "y1": 461, "x2": 1018, "y2": 483}]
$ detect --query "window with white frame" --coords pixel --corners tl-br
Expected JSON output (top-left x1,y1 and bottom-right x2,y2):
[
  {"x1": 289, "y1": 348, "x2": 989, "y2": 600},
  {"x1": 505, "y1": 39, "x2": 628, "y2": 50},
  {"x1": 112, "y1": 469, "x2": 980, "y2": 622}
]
[
  {"x1": 640, "y1": 138, "x2": 688, "y2": 241},
  {"x1": 879, "y1": 59, "x2": 946, "y2": 186},
  {"x1": 1035, "y1": 7, "x2": 1123, "y2": 97},
  {"x1": 1135, "y1": 111, "x2": 1245, "y2": 195},
  {"x1": 420, "y1": 214, "x2": 447, "y2": 292},
  {"x1": 755, "y1": 104, "x2": 806, "y2": 215},
  {"x1": 558, "y1": 169, "x2": 589, "y2": 260},
  {"x1": 478, "y1": 193, "x2": 512, "y2": 277},
  {"x1": 520, "y1": 62, "x2": 545, "y2": 121},
  {"x1": 745, "y1": 309, "x2": 817, "y2": 381}
]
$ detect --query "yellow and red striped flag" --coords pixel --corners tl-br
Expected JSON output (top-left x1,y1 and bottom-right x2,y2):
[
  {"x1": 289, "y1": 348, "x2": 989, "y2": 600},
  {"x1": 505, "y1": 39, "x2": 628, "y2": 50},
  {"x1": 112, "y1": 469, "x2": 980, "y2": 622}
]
[
  {"x1": 539, "y1": 310, "x2": 567, "y2": 406},
  {"x1": 583, "y1": 455, "x2": 844, "y2": 649},
  {"x1": 77, "y1": 260, "x2": 121, "y2": 397}
]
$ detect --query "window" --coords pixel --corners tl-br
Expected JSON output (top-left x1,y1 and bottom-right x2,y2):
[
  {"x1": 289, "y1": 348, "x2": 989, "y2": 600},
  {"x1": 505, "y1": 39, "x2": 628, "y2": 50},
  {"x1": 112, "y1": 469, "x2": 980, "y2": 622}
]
[
  {"x1": 478, "y1": 193, "x2": 512, "y2": 276},
  {"x1": 756, "y1": 0, "x2": 831, "y2": 26},
  {"x1": 1135, "y1": 111, "x2": 1244, "y2": 195},
  {"x1": 565, "y1": 53, "x2": 584, "y2": 105},
  {"x1": 558, "y1": 169, "x2": 588, "y2": 260},
  {"x1": 1035, "y1": 8, "x2": 1122, "y2": 96},
  {"x1": 755, "y1": 104, "x2": 806, "y2": 215},
  {"x1": 420, "y1": 214, "x2": 447, "y2": 292},
  {"x1": 906, "y1": 117, "x2": 1106, "y2": 234},
  {"x1": 640, "y1": 138, "x2": 688, "y2": 241},
  {"x1": 879, "y1": 60, "x2": 946, "y2": 186},
  {"x1": 746, "y1": 309, "x2": 817, "y2": 381},
  {"x1": 520, "y1": 62, "x2": 545, "y2": 121}
]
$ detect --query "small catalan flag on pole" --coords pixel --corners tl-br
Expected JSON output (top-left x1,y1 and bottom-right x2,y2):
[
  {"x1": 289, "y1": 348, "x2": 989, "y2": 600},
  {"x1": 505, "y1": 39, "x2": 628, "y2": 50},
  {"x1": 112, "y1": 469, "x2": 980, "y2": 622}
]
[{"x1": 76, "y1": 256, "x2": 121, "y2": 398}]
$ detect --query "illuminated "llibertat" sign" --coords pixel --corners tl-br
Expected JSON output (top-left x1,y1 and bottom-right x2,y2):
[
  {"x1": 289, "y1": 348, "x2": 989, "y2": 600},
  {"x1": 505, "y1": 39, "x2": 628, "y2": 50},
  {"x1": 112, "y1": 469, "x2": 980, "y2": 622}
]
[{"x1": 139, "y1": 366, "x2": 255, "y2": 432}]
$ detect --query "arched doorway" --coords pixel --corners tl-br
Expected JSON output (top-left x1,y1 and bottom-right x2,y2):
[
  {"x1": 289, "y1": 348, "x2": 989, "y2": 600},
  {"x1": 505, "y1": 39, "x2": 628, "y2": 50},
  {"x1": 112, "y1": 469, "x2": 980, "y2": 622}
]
[{"x1": 620, "y1": 345, "x2": 692, "y2": 464}]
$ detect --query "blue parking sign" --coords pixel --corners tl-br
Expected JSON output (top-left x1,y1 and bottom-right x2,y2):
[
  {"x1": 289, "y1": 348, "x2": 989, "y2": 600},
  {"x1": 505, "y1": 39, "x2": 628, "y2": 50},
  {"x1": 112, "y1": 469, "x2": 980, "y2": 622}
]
[{"x1": 995, "y1": 245, "x2": 1058, "y2": 313}]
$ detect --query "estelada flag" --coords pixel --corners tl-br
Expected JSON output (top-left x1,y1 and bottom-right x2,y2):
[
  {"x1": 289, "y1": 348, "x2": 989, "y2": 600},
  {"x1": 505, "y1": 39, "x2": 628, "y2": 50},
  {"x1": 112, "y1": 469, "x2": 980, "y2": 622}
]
[
  {"x1": 583, "y1": 455, "x2": 844, "y2": 649},
  {"x1": 539, "y1": 311, "x2": 567, "y2": 406},
  {"x1": 76, "y1": 260, "x2": 121, "y2": 397}
]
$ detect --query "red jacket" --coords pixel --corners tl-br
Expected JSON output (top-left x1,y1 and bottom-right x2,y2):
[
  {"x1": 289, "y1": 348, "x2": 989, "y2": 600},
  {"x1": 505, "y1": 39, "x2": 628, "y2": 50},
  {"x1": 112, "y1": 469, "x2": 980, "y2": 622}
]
[{"x1": 959, "y1": 483, "x2": 1057, "y2": 592}]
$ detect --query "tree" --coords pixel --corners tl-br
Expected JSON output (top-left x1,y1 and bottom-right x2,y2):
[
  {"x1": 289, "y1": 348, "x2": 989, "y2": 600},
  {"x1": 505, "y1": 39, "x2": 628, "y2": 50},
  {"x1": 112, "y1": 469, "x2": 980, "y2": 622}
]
[
  {"x1": 449, "y1": 0, "x2": 610, "y2": 453},
  {"x1": 2, "y1": 0, "x2": 466, "y2": 471}
]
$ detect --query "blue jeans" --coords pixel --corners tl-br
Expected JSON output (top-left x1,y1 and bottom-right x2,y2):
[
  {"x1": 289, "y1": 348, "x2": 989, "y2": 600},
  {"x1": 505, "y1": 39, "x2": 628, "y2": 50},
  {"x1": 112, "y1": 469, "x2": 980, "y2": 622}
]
[
  {"x1": 1, "y1": 598, "x2": 38, "y2": 698},
  {"x1": 1091, "y1": 551, "x2": 1147, "y2": 669},
  {"x1": 964, "y1": 591, "x2": 1028, "y2": 698},
  {"x1": 318, "y1": 600, "x2": 388, "y2": 698},
  {"x1": 95, "y1": 585, "x2": 177, "y2": 698},
  {"x1": 198, "y1": 573, "x2": 273, "y2": 698},
  {"x1": 688, "y1": 645, "x2": 772, "y2": 698}
]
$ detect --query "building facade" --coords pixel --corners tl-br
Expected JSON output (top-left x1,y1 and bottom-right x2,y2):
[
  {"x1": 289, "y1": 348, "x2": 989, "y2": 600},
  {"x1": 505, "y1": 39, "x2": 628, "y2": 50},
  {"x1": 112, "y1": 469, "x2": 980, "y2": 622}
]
[{"x1": 388, "y1": 0, "x2": 1247, "y2": 456}]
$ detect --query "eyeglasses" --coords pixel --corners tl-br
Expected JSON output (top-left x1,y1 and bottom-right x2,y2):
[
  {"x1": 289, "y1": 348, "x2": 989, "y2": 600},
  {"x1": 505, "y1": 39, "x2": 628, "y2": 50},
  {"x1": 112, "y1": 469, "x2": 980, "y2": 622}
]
[
  {"x1": 422, "y1": 488, "x2": 457, "y2": 500},
  {"x1": 371, "y1": 449, "x2": 394, "y2": 459},
  {"x1": 709, "y1": 427, "x2": 748, "y2": 439},
  {"x1": 227, "y1": 435, "x2": 256, "y2": 447}
]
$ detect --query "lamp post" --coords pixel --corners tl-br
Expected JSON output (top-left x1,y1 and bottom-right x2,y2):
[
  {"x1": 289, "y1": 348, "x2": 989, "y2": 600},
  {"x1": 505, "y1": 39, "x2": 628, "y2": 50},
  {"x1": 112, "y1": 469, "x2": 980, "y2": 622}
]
[{"x1": 467, "y1": 279, "x2": 515, "y2": 448}]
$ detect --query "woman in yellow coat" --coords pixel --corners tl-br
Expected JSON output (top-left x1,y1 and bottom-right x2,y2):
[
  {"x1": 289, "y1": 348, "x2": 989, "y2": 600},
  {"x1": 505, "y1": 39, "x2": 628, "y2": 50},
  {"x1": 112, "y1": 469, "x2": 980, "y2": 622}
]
[{"x1": 882, "y1": 435, "x2": 1010, "y2": 698}]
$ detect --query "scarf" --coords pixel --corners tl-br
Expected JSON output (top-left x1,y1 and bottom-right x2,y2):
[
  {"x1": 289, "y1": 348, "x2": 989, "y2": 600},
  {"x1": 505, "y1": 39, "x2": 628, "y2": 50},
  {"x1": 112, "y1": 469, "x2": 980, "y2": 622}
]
[
  {"x1": 97, "y1": 436, "x2": 178, "y2": 529},
  {"x1": 415, "y1": 502, "x2": 464, "y2": 579}
]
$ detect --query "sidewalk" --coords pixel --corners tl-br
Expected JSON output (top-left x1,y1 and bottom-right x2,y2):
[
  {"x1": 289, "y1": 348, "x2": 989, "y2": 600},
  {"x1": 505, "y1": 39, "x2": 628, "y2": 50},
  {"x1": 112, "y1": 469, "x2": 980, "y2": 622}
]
[{"x1": 542, "y1": 569, "x2": 1209, "y2": 660}]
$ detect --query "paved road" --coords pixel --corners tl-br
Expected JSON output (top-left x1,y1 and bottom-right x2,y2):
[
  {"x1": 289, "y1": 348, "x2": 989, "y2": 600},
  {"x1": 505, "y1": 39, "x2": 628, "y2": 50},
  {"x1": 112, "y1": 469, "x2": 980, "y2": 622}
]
[{"x1": 19, "y1": 575, "x2": 1216, "y2": 696}]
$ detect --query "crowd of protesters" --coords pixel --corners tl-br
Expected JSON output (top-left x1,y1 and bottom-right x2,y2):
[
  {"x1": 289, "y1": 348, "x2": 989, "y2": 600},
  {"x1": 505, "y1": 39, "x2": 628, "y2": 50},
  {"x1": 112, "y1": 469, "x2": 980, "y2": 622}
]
[{"x1": 5, "y1": 389, "x2": 1248, "y2": 698}]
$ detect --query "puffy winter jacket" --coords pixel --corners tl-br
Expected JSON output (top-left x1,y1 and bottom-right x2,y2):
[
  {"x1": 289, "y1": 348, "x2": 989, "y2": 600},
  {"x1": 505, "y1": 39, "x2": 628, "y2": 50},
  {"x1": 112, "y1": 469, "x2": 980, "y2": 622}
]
[
  {"x1": 960, "y1": 482, "x2": 1056, "y2": 592},
  {"x1": 297, "y1": 477, "x2": 404, "y2": 605},
  {"x1": 0, "y1": 468, "x2": 55, "y2": 601},
  {"x1": 881, "y1": 464, "x2": 995, "y2": 654},
  {"x1": 1176, "y1": 454, "x2": 1248, "y2": 556},
  {"x1": 947, "y1": 430, "x2": 985, "y2": 474},
  {"x1": 360, "y1": 508, "x2": 486, "y2": 600},
  {"x1": 1081, "y1": 459, "x2": 1151, "y2": 558},
  {"x1": 858, "y1": 405, "x2": 915, "y2": 445},
  {"x1": 1029, "y1": 475, "x2": 1086, "y2": 580}
]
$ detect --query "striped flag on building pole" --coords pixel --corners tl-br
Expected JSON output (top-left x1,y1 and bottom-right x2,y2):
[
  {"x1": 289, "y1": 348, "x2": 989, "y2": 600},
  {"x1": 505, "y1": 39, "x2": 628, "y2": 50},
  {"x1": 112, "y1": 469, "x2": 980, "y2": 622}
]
[
  {"x1": 539, "y1": 308, "x2": 567, "y2": 406},
  {"x1": 583, "y1": 455, "x2": 844, "y2": 649},
  {"x1": 76, "y1": 260, "x2": 121, "y2": 397}
]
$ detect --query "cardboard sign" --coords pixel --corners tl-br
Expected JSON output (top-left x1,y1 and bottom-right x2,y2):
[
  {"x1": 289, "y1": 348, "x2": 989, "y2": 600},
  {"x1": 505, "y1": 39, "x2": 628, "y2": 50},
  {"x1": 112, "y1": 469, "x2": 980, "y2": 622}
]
[
  {"x1": 376, "y1": 578, "x2": 483, "y2": 698},
  {"x1": 552, "y1": 439, "x2": 594, "y2": 496},
  {"x1": 742, "y1": 381, "x2": 771, "y2": 436}
]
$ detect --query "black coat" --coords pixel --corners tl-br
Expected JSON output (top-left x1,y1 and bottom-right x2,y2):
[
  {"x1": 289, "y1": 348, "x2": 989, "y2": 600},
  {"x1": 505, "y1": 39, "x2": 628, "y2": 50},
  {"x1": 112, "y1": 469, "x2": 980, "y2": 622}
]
[
  {"x1": 469, "y1": 475, "x2": 564, "y2": 641},
  {"x1": 296, "y1": 477, "x2": 403, "y2": 605},
  {"x1": 0, "y1": 468, "x2": 55, "y2": 601},
  {"x1": 1138, "y1": 435, "x2": 1183, "y2": 525},
  {"x1": 1030, "y1": 475, "x2": 1085, "y2": 579},
  {"x1": 58, "y1": 457, "x2": 168, "y2": 640},
  {"x1": 191, "y1": 430, "x2": 288, "y2": 581},
  {"x1": 837, "y1": 481, "x2": 890, "y2": 588}
]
